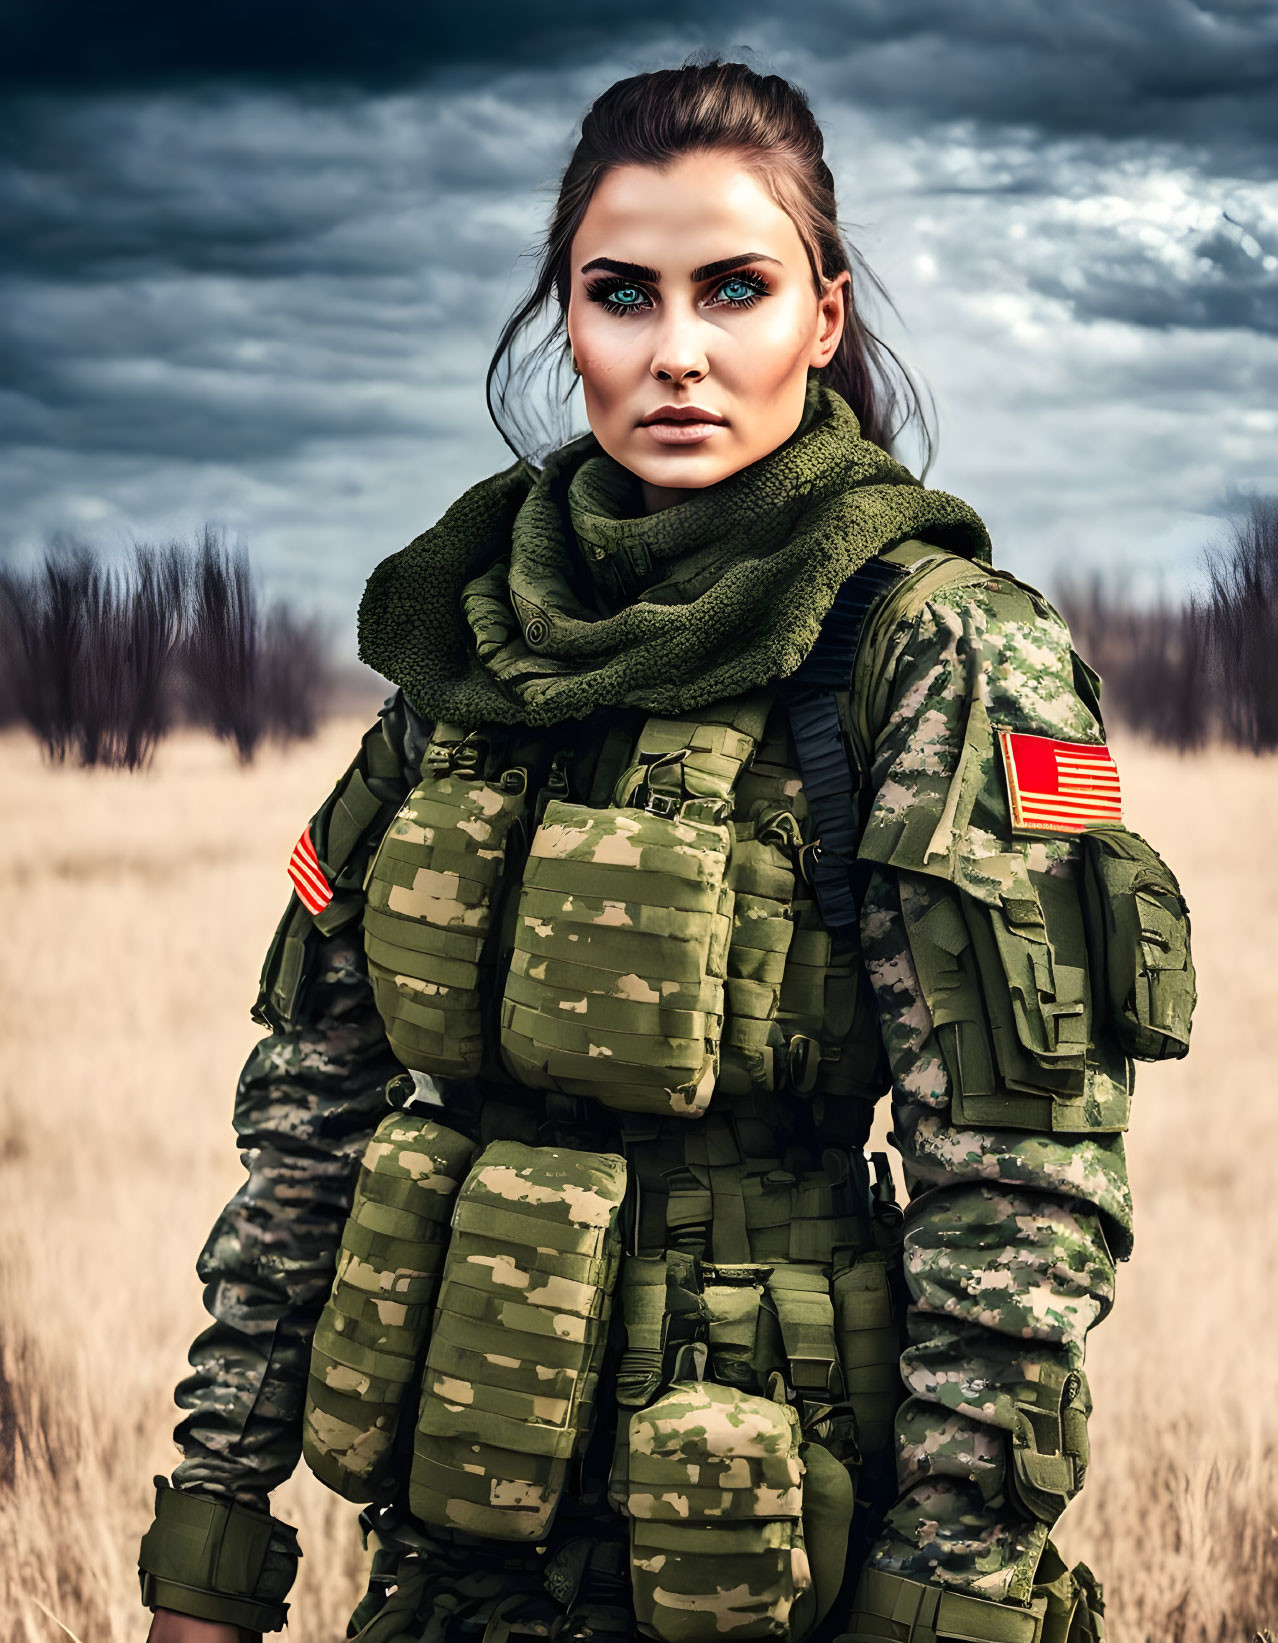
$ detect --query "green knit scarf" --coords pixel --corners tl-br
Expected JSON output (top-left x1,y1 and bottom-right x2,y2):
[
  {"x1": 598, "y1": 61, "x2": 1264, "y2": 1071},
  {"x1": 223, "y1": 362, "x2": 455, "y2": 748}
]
[{"x1": 358, "y1": 382, "x2": 990, "y2": 727}]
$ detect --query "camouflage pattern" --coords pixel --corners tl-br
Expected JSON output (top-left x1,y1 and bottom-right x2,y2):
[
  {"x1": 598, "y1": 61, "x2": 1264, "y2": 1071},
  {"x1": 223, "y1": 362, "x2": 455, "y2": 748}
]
[
  {"x1": 302, "y1": 1113, "x2": 476, "y2": 1500},
  {"x1": 152, "y1": 557, "x2": 1151, "y2": 1635},
  {"x1": 363, "y1": 760, "x2": 530, "y2": 1080},
  {"x1": 171, "y1": 925, "x2": 410, "y2": 1513},
  {"x1": 410, "y1": 1141, "x2": 626, "y2": 1541},
  {"x1": 851, "y1": 567, "x2": 1134, "y2": 1608},
  {"x1": 169, "y1": 694, "x2": 426, "y2": 1516},
  {"x1": 502, "y1": 796, "x2": 735, "y2": 1116},
  {"x1": 625, "y1": 1382, "x2": 809, "y2": 1643}
]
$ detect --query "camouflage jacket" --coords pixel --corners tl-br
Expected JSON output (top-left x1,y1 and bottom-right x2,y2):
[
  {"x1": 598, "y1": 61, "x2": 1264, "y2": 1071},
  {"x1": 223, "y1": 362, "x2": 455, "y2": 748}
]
[{"x1": 168, "y1": 557, "x2": 1132, "y2": 1518}]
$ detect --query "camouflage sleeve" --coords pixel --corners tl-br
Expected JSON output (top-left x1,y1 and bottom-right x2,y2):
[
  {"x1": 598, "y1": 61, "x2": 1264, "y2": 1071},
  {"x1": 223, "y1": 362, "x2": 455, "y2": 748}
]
[
  {"x1": 853, "y1": 578, "x2": 1130, "y2": 1605},
  {"x1": 169, "y1": 691, "x2": 427, "y2": 1511},
  {"x1": 859, "y1": 574, "x2": 1133, "y2": 1246}
]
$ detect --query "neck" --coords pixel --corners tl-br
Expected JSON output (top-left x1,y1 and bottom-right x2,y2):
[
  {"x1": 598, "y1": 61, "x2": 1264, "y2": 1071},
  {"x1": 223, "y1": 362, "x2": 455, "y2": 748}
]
[{"x1": 640, "y1": 479, "x2": 701, "y2": 514}]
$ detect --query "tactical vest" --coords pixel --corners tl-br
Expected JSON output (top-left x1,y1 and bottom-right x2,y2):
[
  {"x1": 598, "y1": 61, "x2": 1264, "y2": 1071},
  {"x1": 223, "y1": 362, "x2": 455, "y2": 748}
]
[
  {"x1": 360, "y1": 684, "x2": 884, "y2": 1118},
  {"x1": 297, "y1": 542, "x2": 1195, "y2": 1643}
]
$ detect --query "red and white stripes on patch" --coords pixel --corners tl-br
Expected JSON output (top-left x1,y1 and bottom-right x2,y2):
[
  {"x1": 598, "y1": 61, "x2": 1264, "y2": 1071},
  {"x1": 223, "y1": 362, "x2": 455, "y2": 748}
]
[
  {"x1": 288, "y1": 826, "x2": 333, "y2": 915},
  {"x1": 998, "y1": 730, "x2": 1123, "y2": 834}
]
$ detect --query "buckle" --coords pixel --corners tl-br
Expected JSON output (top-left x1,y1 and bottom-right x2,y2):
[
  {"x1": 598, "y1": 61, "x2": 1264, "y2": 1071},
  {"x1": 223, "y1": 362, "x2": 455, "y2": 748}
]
[
  {"x1": 680, "y1": 796, "x2": 732, "y2": 826},
  {"x1": 797, "y1": 838, "x2": 823, "y2": 884},
  {"x1": 499, "y1": 766, "x2": 528, "y2": 796},
  {"x1": 644, "y1": 790, "x2": 679, "y2": 818},
  {"x1": 787, "y1": 1032, "x2": 821, "y2": 1095}
]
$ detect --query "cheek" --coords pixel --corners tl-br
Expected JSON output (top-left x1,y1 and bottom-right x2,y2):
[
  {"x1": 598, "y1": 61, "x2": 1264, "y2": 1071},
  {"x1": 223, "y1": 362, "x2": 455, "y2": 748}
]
[{"x1": 569, "y1": 306, "x2": 638, "y2": 385}]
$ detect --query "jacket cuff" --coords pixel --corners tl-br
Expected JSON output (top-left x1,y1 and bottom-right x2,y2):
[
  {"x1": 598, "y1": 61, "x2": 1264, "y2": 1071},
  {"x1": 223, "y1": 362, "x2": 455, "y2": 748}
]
[{"x1": 137, "y1": 1477, "x2": 300, "y2": 1634}]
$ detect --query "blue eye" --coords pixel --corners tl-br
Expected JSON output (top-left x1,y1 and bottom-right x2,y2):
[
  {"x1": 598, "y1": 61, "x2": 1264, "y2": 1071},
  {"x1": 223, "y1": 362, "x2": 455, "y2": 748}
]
[
  {"x1": 710, "y1": 273, "x2": 769, "y2": 308},
  {"x1": 586, "y1": 279, "x2": 653, "y2": 316}
]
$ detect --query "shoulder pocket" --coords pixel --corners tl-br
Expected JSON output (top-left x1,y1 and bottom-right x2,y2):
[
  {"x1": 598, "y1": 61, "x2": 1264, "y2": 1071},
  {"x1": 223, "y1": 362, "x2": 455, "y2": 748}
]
[
  {"x1": 900, "y1": 868, "x2": 1132, "y2": 1134},
  {"x1": 252, "y1": 897, "x2": 316, "y2": 1031},
  {"x1": 1080, "y1": 827, "x2": 1195, "y2": 1061}
]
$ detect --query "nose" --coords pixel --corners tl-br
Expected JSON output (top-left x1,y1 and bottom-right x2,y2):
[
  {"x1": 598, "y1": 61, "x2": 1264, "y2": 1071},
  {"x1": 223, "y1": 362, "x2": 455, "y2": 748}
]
[{"x1": 650, "y1": 310, "x2": 708, "y2": 385}]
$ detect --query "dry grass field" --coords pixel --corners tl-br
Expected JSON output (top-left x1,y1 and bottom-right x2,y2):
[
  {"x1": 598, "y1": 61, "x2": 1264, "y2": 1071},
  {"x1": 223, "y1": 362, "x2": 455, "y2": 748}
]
[{"x1": 1, "y1": 717, "x2": 1275, "y2": 1642}]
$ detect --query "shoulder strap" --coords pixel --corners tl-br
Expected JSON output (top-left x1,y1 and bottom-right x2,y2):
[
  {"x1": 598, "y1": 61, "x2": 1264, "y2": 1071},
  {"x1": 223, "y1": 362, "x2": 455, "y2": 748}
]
[{"x1": 777, "y1": 541, "x2": 981, "y2": 935}]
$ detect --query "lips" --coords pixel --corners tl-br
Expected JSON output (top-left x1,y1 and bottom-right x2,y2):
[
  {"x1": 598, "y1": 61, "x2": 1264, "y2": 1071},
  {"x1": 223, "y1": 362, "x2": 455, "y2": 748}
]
[{"x1": 639, "y1": 405, "x2": 726, "y2": 426}]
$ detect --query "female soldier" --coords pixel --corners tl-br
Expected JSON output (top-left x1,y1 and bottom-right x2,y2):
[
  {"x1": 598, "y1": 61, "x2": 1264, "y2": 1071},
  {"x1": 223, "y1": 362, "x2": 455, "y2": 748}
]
[{"x1": 138, "y1": 60, "x2": 1192, "y2": 1643}]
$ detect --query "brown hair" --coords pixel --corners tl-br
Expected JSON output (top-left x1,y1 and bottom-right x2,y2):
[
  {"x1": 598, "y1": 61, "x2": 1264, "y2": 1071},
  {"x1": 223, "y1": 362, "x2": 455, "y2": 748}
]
[{"x1": 486, "y1": 57, "x2": 934, "y2": 471}]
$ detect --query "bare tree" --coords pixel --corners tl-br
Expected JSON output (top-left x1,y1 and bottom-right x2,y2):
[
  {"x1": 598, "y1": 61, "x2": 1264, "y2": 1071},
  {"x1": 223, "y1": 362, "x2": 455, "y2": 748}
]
[
  {"x1": 1203, "y1": 496, "x2": 1278, "y2": 752},
  {"x1": 0, "y1": 529, "x2": 333, "y2": 767}
]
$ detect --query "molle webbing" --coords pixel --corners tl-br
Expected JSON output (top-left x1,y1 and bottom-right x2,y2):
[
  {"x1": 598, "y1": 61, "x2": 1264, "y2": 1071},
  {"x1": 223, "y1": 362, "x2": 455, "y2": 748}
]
[
  {"x1": 846, "y1": 1569, "x2": 1049, "y2": 1642},
  {"x1": 619, "y1": 1107, "x2": 871, "y2": 1268},
  {"x1": 612, "y1": 1252, "x2": 842, "y2": 1416},
  {"x1": 409, "y1": 1142, "x2": 626, "y2": 1542},
  {"x1": 302, "y1": 1114, "x2": 476, "y2": 1501}
]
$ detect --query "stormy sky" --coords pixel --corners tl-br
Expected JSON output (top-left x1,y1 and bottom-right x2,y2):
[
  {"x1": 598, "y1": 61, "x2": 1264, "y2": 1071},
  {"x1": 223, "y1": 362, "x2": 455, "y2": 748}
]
[{"x1": 3, "y1": 0, "x2": 1276, "y2": 651}]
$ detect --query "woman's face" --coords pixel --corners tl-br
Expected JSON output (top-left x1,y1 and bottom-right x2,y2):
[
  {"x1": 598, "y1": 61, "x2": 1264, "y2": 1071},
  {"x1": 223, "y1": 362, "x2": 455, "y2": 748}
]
[{"x1": 566, "y1": 151, "x2": 848, "y2": 512}]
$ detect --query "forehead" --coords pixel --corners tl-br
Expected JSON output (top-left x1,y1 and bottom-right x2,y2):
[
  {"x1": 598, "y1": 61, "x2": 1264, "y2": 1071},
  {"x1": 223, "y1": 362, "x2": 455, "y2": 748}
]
[{"x1": 571, "y1": 152, "x2": 807, "y2": 273}]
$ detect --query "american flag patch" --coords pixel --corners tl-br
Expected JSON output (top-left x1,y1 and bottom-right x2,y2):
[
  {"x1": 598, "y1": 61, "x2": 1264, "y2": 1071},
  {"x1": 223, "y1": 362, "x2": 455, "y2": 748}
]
[
  {"x1": 997, "y1": 730, "x2": 1122, "y2": 834},
  {"x1": 288, "y1": 826, "x2": 333, "y2": 915}
]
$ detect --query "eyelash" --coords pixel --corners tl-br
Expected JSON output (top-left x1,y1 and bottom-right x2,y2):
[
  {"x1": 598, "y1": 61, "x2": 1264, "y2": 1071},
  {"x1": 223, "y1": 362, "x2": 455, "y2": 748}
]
[{"x1": 584, "y1": 271, "x2": 772, "y2": 317}]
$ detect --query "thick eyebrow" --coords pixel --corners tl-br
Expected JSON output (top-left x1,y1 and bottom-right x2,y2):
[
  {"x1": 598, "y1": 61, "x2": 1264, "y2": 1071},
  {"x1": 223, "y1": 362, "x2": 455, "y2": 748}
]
[
  {"x1": 689, "y1": 253, "x2": 781, "y2": 281},
  {"x1": 579, "y1": 257, "x2": 661, "y2": 282},
  {"x1": 578, "y1": 253, "x2": 782, "y2": 283}
]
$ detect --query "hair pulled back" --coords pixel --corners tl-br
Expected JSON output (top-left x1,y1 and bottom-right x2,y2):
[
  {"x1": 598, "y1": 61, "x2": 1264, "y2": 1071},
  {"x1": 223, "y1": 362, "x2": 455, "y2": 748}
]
[{"x1": 487, "y1": 57, "x2": 933, "y2": 471}]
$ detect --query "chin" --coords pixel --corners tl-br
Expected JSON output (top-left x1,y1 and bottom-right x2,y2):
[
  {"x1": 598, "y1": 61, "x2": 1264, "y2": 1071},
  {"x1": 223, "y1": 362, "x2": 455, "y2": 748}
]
[{"x1": 628, "y1": 450, "x2": 742, "y2": 490}]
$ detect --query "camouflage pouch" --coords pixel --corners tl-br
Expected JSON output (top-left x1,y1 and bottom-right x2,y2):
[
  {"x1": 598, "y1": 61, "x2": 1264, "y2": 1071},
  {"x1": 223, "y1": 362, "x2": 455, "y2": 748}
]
[
  {"x1": 625, "y1": 1381, "x2": 810, "y2": 1643},
  {"x1": 302, "y1": 1112, "x2": 476, "y2": 1501},
  {"x1": 500, "y1": 797, "x2": 734, "y2": 1116},
  {"x1": 1079, "y1": 825, "x2": 1195, "y2": 1061},
  {"x1": 409, "y1": 1141, "x2": 626, "y2": 1541},
  {"x1": 500, "y1": 702, "x2": 772, "y2": 1117},
  {"x1": 363, "y1": 724, "x2": 529, "y2": 1079}
]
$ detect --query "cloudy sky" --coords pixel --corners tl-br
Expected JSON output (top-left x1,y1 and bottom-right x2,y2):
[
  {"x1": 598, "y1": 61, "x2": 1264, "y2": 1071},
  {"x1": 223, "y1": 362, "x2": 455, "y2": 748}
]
[{"x1": 3, "y1": 1, "x2": 1276, "y2": 657}]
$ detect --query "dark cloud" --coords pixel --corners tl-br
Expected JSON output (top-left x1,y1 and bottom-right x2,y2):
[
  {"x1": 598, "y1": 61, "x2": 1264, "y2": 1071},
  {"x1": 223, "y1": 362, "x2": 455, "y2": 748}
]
[
  {"x1": 5, "y1": 0, "x2": 1277, "y2": 167},
  {"x1": 0, "y1": 21, "x2": 1274, "y2": 619}
]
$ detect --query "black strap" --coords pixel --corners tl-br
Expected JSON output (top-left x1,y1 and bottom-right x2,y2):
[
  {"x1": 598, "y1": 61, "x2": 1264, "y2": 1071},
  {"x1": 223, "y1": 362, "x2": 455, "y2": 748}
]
[{"x1": 778, "y1": 556, "x2": 909, "y2": 935}]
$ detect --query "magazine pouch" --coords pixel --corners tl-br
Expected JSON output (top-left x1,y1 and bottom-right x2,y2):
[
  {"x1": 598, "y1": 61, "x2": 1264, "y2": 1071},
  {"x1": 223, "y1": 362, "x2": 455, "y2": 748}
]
[
  {"x1": 1079, "y1": 825, "x2": 1195, "y2": 1061},
  {"x1": 409, "y1": 1142, "x2": 626, "y2": 1541},
  {"x1": 302, "y1": 1112, "x2": 476, "y2": 1501},
  {"x1": 363, "y1": 723, "x2": 529, "y2": 1079},
  {"x1": 500, "y1": 698, "x2": 772, "y2": 1117}
]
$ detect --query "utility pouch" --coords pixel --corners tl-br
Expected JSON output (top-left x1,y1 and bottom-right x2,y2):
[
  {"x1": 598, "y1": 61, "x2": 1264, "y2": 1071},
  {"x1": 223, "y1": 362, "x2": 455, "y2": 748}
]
[
  {"x1": 625, "y1": 1382, "x2": 810, "y2": 1643},
  {"x1": 901, "y1": 871, "x2": 1132, "y2": 1134},
  {"x1": 363, "y1": 724, "x2": 529, "y2": 1079},
  {"x1": 302, "y1": 1113, "x2": 476, "y2": 1501},
  {"x1": 1080, "y1": 825, "x2": 1195, "y2": 1061},
  {"x1": 499, "y1": 797, "x2": 735, "y2": 1117},
  {"x1": 1007, "y1": 1365, "x2": 1090, "y2": 1526},
  {"x1": 831, "y1": 1253, "x2": 903, "y2": 1458},
  {"x1": 410, "y1": 1141, "x2": 626, "y2": 1542},
  {"x1": 777, "y1": 897, "x2": 884, "y2": 1105}
]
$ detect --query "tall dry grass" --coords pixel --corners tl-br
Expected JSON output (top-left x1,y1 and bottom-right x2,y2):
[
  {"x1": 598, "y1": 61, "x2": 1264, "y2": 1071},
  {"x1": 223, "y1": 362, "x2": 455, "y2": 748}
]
[{"x1": 1, "y1": 720, "x2": 1275, "y2": 1641}]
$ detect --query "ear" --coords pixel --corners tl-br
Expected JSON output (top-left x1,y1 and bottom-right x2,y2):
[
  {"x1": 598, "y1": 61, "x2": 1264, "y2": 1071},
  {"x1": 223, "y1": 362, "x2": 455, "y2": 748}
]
[{"x1": 809, "y1": 270, "x2": 849, "y2": 370}]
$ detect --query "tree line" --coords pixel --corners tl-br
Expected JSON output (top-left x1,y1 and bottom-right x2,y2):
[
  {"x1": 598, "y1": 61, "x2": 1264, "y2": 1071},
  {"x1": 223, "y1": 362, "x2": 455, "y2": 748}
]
[
  {"x1": 0, "y1": 530, "x2": 333, "y2": 768},
  {"x1": 1, "y1": 498, "x2": 1275, "y2": 769},
  {"x1": 1056, "y1": 494, "x2": 1278, "y2": 754}
]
